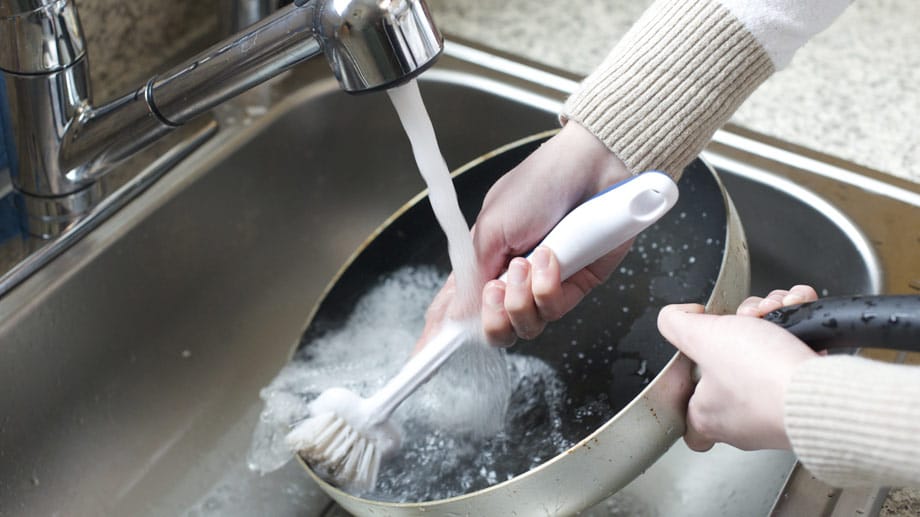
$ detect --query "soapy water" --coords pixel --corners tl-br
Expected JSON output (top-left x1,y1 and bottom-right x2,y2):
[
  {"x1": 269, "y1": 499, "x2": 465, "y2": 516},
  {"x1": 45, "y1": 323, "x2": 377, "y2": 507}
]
[
  {"x1": 246, "y1": 267, "x2": 440, "y2": 475},
  {"x1": 247, "y1": 266, "x2": 578, "y2": 502}
]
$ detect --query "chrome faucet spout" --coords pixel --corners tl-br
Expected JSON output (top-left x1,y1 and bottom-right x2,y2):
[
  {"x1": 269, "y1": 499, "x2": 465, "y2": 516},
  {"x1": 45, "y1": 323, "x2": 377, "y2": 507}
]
[
  {"x1": 311, "y1": 0, "x2": 444, "y2": 93},
  {"x1": 0, "y1": 0, "x2": 442, "y2": 233}
]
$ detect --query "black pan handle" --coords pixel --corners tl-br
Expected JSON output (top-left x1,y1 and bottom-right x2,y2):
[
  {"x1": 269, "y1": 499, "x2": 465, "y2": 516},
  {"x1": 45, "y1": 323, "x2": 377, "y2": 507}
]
[{"x1": 763, "y1": 295, "x2": 920, "y2": 352}]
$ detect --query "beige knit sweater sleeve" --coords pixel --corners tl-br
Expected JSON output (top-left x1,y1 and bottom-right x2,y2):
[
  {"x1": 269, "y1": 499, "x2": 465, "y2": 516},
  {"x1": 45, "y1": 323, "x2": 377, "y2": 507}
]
[
  {"x1": 562, "y1": 0, "x2": 774, "y2": 178},
  {"x1": 786, "y1": 356, "x2": 920, "y2": 487}
]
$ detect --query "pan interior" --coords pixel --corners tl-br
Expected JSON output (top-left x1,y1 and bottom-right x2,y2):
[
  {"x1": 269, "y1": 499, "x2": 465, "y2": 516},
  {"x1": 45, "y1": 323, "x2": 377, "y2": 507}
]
[{"x1": 258, "y1": 138, "x2": 728, "y2": 502}]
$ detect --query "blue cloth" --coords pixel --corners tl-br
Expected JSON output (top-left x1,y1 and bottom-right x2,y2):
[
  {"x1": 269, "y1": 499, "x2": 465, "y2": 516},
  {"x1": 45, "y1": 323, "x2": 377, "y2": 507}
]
[
  {"x1": 0, "y1": 194, "x2": 18, "y2": 241},
  {"x1": 0, "y1": 76, "x2": 8, "y2": 170},
  {"x1": 0, "y1": 126, "x2": 7, "y2": 169},
  {"x1": 0, "y1": 76, "x2": 19, "y2": 241}
]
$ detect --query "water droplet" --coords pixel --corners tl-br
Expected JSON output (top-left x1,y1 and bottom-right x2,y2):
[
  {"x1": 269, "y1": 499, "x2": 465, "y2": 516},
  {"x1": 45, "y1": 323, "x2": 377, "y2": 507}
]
[{"x1": 635, "y1": 360, "x2": 648, "y2": 376}]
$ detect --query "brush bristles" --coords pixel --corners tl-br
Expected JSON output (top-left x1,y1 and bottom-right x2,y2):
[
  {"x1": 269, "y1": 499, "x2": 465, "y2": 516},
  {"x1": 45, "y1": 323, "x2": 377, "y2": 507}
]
[{"x1": 286, "y1": 412, "x2": 381, "y2": 492}]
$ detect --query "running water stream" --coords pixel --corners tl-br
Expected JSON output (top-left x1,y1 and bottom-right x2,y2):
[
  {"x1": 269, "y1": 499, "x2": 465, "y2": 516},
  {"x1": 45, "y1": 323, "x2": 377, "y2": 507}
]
[{"x1": 386, "y1": 79, "x2": 482, "y2": 316}]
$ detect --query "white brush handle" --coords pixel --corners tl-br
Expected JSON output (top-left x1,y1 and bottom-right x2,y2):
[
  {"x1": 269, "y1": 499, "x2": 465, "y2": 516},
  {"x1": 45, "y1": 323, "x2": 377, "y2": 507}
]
[
  {"x1": 535, "y1": 171, "x2": 678, "y2": 280},
  {"x1": 366, "y1": 172, "x2": 679, "y2": 422}
]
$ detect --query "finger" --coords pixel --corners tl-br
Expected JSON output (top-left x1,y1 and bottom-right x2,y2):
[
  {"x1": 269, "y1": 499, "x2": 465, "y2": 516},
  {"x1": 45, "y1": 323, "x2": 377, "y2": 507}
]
[
  {"x1": 481, "y1": 281, "x2": 516, "y2": 347},
  {"x1": 504, "y1": 258, "x2": 546, "y2": 340},
  {"x1": 657, "y1": 303, "x2": 707, "y2": 359},
  {"x1": 736, "y1": 295, "x2": 765, "y2": 316},
  {"x1": 533, "y1": 242, "x2": 631, "y2": 323},
  {"x1": 756, "y1": 289, "x2": 792, "y2": 315},
  {"x1": 530, "y1": 247, "x2": 566, "y2": 322},
  {"x1": 737, "y1": 289, "x2": 791, "y2": 318},
  {"x1": 783, "y1": 284, "x2": 819, "y2": 306},
  {"x1": 738, "y1": 285, "x2": 821, "y2": 318}
]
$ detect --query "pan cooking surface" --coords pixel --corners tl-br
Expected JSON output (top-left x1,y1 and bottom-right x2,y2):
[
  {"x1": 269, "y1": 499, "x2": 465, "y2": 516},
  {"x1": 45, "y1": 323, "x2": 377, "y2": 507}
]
[{"x1": 254, "y1": 138, "x2": 728, "y2": 502}]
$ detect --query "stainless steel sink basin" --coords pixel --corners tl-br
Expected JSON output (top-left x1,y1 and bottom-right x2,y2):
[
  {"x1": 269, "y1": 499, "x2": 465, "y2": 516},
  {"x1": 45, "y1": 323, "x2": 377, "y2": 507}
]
[{"x1": 2, "y1": 41, "x2": 916, "y2": 516}]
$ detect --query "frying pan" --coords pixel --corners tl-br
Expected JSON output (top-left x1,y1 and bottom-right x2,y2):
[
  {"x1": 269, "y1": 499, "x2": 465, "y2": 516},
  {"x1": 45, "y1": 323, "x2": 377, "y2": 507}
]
[
  {"x1": 290, "y1": 131, "x2": 917, "y2": 514},
  {"x1": 286, "y1": 130, "x2": 749, "y2": 514}
]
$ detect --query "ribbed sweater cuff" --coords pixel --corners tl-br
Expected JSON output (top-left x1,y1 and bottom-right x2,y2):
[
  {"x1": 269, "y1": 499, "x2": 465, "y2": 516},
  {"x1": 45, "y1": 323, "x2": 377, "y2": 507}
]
[
  {"x1": 562, "y1": 0, "x2": 774, "y2": 178},
  {"x1": 786, "y1": 356, "x2": 920, "y2": 488}
]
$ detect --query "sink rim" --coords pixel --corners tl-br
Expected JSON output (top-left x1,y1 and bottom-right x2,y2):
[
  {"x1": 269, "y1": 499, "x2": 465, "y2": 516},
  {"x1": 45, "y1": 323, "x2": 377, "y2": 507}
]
[{"x1": 702, "y1": 149, "x2": 883, "y2": 295}]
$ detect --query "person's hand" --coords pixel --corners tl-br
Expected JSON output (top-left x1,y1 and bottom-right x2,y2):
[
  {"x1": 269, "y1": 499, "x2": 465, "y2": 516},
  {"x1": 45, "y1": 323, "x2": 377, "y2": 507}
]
[
  {"x1": 657, "y1": 285, "x2": 820, "y2": 451},
  {"x1": 415, "y1": 122, "x2": 632, "y2": 351}
]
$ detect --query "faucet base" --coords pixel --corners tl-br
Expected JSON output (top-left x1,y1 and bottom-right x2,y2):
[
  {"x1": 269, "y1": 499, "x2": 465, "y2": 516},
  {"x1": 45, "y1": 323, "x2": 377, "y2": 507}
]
[{"x1": 16, "y1": 184, "x2": 105, "y2": 239}]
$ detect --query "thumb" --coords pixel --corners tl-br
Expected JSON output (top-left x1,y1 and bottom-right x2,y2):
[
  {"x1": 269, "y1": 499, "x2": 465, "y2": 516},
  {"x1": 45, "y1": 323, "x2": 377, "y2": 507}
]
[{"x1": 657, "y1": 303, "x2": 709, "y2": 361}]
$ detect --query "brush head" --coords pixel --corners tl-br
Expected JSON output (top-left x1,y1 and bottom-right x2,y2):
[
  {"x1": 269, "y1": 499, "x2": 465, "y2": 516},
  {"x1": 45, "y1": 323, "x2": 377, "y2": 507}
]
[{"x1": 285, "y1": 387, "x2": 402, "y2": 492}]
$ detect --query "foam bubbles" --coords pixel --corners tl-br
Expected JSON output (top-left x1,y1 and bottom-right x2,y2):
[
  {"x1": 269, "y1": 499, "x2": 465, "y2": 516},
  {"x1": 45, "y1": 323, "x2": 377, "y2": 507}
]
[
  {"x1": 247, "y1": 266, "x2": 573, "y2": 503},
  {"x1": 247, "y1": 266, "x2": 440, "y2": 468},
  {"x1": 374, "y1": 353, "x2": 571, "y2": 502}
]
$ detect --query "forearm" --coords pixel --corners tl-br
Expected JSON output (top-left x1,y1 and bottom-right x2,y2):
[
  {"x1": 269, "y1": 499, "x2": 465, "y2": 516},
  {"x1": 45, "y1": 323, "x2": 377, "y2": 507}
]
[
  {"x1": 786, "y1": 355, "x2": 920, "y2": 487},
  {"x1": 563, "y1": 0, "x2": 851, "y2": 178}
]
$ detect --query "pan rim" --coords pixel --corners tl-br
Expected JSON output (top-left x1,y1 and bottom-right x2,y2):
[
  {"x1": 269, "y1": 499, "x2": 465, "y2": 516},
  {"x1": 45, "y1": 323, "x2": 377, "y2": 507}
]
[{"x1": 289, "y1": 130, "x2": 748, "y2": 510}]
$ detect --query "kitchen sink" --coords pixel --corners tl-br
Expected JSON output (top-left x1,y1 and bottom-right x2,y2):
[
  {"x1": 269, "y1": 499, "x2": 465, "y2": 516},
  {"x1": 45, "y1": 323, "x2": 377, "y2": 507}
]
[{"x1": 2, "y1": 41, "x2": 916, "y2": 516}]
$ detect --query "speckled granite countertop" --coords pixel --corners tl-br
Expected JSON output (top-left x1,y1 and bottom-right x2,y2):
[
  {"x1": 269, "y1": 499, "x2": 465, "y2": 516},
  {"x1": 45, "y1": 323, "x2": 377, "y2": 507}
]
[
  {"x1": 427, "y1": 0, "x2": 920, "y2": 186},
  {"x1": 74, "y1": 0, "x2": 218, "y2": 101}
]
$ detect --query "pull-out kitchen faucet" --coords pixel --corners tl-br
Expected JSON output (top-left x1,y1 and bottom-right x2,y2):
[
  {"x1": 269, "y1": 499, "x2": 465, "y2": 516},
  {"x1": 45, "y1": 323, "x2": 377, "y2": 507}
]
[{"x1": 0, "y1": 0, "x2": 442, "y2": 235}]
